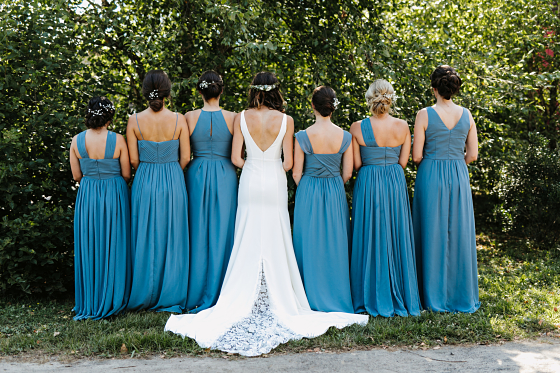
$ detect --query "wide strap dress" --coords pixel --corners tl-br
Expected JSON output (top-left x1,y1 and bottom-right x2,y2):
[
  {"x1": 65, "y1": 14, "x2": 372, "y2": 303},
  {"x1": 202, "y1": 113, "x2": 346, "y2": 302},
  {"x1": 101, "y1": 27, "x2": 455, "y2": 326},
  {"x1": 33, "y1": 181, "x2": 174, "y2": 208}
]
[
  {"x1": 186, "y1": 110, "x2": 238, "y2": 313},
  {"x1": 165, "y1": 112, "x2": 368, "y2": 357},
  {"x1": 73, "y1": 130, "x2": 131, "y2": 320},
  {"x1": 412, "y1": 107, "x2": 479, "y2": 313},
  {"x1": 292, "y1": 130, "x2": 354, "y2": 313},
  {"x1": 350, "y1": 118, "x2": 421, "y2": 317},
  {"x1": 127, "y1": 114, "x2": 190, "y2": 313}
]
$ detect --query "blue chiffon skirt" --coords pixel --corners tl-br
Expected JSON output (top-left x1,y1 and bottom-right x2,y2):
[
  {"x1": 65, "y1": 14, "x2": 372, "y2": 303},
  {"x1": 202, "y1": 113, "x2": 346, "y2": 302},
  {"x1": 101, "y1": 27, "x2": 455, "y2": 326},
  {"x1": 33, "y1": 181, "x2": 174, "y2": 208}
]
[
  {"x1": 127, "y1": 162, "x2": 190, "y2": 313},
  {"x1": 351, "y1": 164, "x2": 421, "y2": 317},
  {"x1": 74, "y1": 176, "x2": 131, "y2": 320},
  {"x1": 293, "y1": 175, "x2": 354, "y2": 313}
]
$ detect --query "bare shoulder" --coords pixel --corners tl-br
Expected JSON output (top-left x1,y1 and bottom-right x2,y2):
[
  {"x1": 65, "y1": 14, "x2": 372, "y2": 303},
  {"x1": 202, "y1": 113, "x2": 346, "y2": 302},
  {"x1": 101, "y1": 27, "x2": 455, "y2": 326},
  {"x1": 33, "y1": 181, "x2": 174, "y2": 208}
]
[
  {"x1": 184, "y1": 109, "x2": 201, "y2": 120},
  {"x1": 222, "y1": 109, "x2": 237, "y2": 120},
  {"x1": 349, "y1": 120, "x2": 362, "y2": 135},
  {"x1": 394, "y1": 117, "x2": 410, "y2": 131},
  {"x1": 416, "y1": 107, "x2": 428, "y2": 119},
  {"x1": 285, "y1": 114, "x2": 294, "y2": 127},
  {"x1": 127, "y1": 113, "x2": 138, "y2": 128}
]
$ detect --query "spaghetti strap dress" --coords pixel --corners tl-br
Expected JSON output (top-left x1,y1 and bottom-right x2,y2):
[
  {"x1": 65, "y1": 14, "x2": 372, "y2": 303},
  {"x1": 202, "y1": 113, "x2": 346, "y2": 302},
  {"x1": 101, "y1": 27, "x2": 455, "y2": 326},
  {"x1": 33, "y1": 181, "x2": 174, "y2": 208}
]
[
  {"x1": 73, "y1": 130, "x2": 131, "y2": 320},
  {"x1": 350, "y1": 118, "x2": 421, "y2": 317},
  {"x1": 185, "y1": 110, "x2": 238, "y2": 313},
  {"x1": 127, "y1": 113, "x2": 190, "y2": 313},
  {"x1": 412, "y1": 107, "x2": 479, "y2": 313},
  {"x1": 292, "y1": 130, "x2": 354, "y2": 313}
]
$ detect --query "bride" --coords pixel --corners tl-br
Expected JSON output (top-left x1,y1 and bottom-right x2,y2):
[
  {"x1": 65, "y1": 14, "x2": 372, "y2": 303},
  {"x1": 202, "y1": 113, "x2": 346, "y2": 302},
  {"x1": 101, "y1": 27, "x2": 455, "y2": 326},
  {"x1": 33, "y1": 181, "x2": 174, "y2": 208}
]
[{"x1": 165, "y1": 72, "x2": 368, "y2": 356}]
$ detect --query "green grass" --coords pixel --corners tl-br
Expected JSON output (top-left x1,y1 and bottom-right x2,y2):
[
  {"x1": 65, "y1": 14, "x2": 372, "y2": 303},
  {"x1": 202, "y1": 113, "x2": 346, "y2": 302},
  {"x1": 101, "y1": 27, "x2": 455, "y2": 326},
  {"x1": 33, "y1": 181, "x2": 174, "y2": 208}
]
[{"x1": 1, "y1": 233, "x2": 560, "y2": 358}]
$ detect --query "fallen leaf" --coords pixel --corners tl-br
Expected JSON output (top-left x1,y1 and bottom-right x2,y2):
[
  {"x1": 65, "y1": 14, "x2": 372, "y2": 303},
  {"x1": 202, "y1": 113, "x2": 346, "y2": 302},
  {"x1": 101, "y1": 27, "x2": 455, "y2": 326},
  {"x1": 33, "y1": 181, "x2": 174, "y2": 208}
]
[
  {"x1": 36, "y1": 340, "x2": 41, "y2": 344},
  {"x1": 314, "y1": 348, "x2": 320, "y2": 352},
  {"x1": 227, "y1": 352, "x2": 234, "y2": 355},
  {"x1": 433, "y1": 346, "x2": 440, "y2": 350},
  {"x1": 555, "y1": 307, "x2": 558, "y2": 312},
  {"x1": 120, "y1": 344, "x2": 128, "y2": 354},
  {"x1": 539, "y1": 320, "x2": 543, "y2": 326},
  {"x1": 53, "y1": 332, "x2": 60, "y2": 337},
  {"x1": 443, "y1": 337, "x2": 447, "y2": 343}
]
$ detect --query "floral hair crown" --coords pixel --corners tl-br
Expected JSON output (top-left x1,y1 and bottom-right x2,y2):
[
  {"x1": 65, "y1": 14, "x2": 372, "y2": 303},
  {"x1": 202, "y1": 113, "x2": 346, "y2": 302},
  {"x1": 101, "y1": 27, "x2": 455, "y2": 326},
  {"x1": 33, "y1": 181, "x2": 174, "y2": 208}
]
[
  {"x1": 199, "y1": 80, "x2": 213, "y2": 89},
  {"x1": 332, "y1": 97, "x2": 340, "y2": 109},
  {"x1": 148, "y1": 89, "x2": 159, "y2": 100},
  {"x1": 250, "y1": 83, "x2": 278, "y2": 91},
  {"x1": 88, "y1": 103, "x2": 115, "y2": 117}
]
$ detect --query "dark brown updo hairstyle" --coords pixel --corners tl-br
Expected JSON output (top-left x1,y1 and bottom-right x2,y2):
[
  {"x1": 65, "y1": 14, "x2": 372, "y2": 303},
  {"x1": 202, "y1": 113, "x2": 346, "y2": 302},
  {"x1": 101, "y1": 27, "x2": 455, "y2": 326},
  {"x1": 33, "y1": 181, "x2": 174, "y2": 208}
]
[
  {"x1": 142, "y1": 70, "x2": 172, "y2": 112},
  {"x1": 430, "y1": 65, "x2": 462, "y2": 100},
  {"x1": 85, "y1": 96, "x2": 115, "y2": 129},
  {"x1": 197, "y1": 70, "x2": 224, "y2": 101},
  {"x1": 312, "y1": 86, "x2": 337, "y2": 117},
  {"x1": 247, "y1": 72, "x2": 285, "y2": 112}
]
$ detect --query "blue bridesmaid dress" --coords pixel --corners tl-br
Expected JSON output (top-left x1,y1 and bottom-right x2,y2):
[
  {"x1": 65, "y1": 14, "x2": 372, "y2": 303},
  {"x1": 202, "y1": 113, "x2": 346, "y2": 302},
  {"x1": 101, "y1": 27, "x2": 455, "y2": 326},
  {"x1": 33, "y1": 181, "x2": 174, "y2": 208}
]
[
  {"x1": 292, "y1": 130, "x2": 354, "y2": 313},
  {"x1": 350, "y1": 118, "x2": 421, "y2": 317},
  {"x1": 185, "y1": 110, "x2": 238, "y2": 313},
  {"x1": 412, "y1": 107, "x2": 479, "y2": 313},
  {"x1": 127, "y1": 113, "x2": 190, "y2": 313},
  {"x1": 73, "y1": 130, "x2": 131, "y2": 320}
]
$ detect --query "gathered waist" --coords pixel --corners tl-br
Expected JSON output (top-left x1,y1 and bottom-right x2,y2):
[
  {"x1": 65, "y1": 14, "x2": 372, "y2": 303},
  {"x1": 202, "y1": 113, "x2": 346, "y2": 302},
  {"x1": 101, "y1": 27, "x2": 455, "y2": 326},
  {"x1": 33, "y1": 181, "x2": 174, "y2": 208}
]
[
  {"x1": 245, "y1": 157, "x2": 282, "y2": 163},
  {"x1": 422, "y1": 156, "x2": 465, "y2": 161},
  {"x1": 192, "y1": 154, "x2": 231, "y2": 161},
  {"x1": 82, "y1": 174, "x2": 124, "y2": 181},
  {"x1": 139, "y1": 160, "x2": 179, "y2": 165}
]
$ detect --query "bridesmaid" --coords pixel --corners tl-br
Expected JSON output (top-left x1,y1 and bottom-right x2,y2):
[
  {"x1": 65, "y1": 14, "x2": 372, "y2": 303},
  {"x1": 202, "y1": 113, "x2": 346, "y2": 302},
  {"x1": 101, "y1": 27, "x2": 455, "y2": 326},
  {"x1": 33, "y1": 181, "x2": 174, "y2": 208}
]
[
  {"x1": 126, "y1": 70, "x2": 191, "y2": 313},
  {"x1": 292, "y1": 86, "x2": 354, "y2": 313},
  {"x1": 70, "y1": 97, "x2": 132, "y2": 320},
  {"x1": 184, "y1": 71, "x2": 238, "y2": 313},
  {"x1": 412, "y1": 65, "x2": 479, "y2": 313},
  {"x1": 349, "y1": 79, "x2": 421, "y2": 317}
]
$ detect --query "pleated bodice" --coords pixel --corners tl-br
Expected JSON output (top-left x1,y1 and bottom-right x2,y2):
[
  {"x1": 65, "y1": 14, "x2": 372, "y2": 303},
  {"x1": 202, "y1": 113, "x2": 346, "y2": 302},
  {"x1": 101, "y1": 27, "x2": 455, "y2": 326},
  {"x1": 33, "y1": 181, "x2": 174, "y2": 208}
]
[
  {"x1": 191, "y1": 110, "x2": 232, "y2": 160},
  {"x1": 423, "y1": 107, "x2": 468, "y2": 160},
  {"x1": 295, "y1": 130, "x2": 352, "y2": 178},
  {"x1": 359, "y1": 118, "x2": 401, "y2": 166},
  {"x1": 77, "y1": 130, "x2": 121, "y2": 179},
  {"x1": 138, "y1": 140, "x2": 179, "y2": 163}
]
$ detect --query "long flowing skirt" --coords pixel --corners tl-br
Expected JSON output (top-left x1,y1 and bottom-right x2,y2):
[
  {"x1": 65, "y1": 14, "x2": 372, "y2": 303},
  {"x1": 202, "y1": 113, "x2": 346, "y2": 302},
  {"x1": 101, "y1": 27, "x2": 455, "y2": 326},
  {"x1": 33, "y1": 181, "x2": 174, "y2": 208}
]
[
  {"x1": 74, "y1": 176, "x2": 131, "y2": 320},
  {"x1": 412, "y1": 159, "x2": 479, "y2": 313},
  {"x1": 127, "y1": 162, "x2": 190, "y2": 313},
  {"x1": 351, "y1": 164, "x2": 421, "y2": 317},
  {"x1": 185, "y1": 158, "x2": 238, "y2": 312},
  {"x1": 293, "y1": 175, "x2": 353, "y2": 313}
]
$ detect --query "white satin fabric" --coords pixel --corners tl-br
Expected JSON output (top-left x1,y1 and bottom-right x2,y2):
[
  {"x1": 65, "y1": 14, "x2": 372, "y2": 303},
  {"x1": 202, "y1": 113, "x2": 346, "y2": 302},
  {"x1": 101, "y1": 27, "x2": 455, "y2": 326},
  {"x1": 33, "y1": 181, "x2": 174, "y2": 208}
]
[{"x1": 165, "y1": 111, "x2": 368, "y2": 356}]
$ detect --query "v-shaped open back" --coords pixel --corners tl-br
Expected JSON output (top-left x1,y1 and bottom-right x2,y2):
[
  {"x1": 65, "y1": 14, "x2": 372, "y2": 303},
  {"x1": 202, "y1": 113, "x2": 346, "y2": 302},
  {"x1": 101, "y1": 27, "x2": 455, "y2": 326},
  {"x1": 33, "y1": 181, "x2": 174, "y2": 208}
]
[{"x1": 240, "y1": 111, "x2": 286, "y2": 160}]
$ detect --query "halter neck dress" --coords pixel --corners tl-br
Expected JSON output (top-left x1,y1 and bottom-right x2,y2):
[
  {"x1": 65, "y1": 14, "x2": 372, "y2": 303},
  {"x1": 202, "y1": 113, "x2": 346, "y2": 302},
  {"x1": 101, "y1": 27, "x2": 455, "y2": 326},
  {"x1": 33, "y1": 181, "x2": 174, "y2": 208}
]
[
  {"x1": 185, "y1": 110, "x2": 238, "y2": 313},
  {"x1": 412, "y1": 107, "x2": 479, "y2": 313},
  {"x1": 127, "y1": 113, "x2": 190, "y2": 313},
  {"x1": 292, "y1": 130, "x2": 354, "y2": 313},
  {"x1": 73, "y1": 130, "x2": 131, "y2": 320},
  {"x1": 350, "y1": 118, "x2": 421, "y2": 317}
]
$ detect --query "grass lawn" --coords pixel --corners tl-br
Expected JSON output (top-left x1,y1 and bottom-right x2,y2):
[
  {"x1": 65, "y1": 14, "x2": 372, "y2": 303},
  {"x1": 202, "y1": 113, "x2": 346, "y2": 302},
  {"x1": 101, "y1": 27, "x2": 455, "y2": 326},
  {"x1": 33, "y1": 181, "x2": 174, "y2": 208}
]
[{"x1": 1, "y1": 232, "x2": 560, "y2": 358}]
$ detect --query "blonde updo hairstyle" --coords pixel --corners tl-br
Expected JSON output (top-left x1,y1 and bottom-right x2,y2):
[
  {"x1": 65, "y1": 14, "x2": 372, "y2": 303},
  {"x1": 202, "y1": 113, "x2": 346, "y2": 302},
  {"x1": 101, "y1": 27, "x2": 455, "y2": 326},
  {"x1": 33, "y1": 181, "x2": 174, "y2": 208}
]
[{"x1": 365, "y1": 79, "x2": 395, "y2": 116}]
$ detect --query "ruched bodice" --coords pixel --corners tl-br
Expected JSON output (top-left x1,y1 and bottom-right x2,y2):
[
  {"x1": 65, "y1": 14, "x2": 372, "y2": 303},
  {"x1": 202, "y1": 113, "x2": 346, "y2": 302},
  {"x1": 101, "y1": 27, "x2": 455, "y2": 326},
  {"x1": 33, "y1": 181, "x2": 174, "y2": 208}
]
[
  {"x1": 423, "y1": 107, "x2": 468, "y2": 160},
  {"x1": 138, "y1": 140, "x2": 179, "y2": 163},
  {"x1": 295, "y1": 130, "x2": 351, "y2": 178},
  {"x1": 191, "y1": 110, "x2": 232, "y2": 160},
  {"x1": 77, "y1": 130, "x2": 122, "y2": 180},
  {"x1": 359, "y1": 118, "x2": 401, "y2": 166}
]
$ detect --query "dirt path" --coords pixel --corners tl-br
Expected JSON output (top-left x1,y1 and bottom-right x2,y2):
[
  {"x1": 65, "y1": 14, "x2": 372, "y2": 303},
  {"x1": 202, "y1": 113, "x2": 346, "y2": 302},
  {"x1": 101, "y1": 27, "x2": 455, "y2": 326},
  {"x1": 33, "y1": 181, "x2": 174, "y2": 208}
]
[{"x1": 2, "y1": 338, "x2": 560, "y2": 372}]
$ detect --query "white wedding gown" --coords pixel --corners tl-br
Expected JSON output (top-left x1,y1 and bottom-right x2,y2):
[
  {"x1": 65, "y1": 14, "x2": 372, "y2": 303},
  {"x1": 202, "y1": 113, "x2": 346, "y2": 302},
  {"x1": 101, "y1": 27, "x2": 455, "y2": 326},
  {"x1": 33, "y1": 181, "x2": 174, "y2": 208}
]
[{"x1": 165, "y1": 111, "x2": 368, "y2": 356}]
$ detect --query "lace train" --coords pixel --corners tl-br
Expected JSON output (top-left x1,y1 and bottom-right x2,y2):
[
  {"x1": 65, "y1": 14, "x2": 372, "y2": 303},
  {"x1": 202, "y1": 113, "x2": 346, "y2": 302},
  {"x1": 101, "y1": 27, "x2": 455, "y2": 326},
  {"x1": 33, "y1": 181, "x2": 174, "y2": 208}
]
[{"x1": 211, "y1": 269, "x2": 303, "y2": 356}]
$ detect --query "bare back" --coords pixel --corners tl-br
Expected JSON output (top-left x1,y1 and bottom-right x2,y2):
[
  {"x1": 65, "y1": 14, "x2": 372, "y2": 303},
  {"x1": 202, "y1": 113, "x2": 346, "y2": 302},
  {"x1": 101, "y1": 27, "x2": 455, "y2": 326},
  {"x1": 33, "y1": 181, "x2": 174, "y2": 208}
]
[
  {"x1": 304, "y1": 123, "x2": 346, "y2": 154},
  {"x1": 243, "y1": 108, "x2": 286, "y2": 152},
  {"x1": 431, "y1": 103, "x2": 464, "y2": 131},
  {"x1": 353, "y1": 115, "x2": 408, "y2": 148},
  {"x1": 80, "y1": 129, "x2": 117, "y2": 160},
  {"x1": 133, "y1": 108, "x2": 181, "y2": 142}
]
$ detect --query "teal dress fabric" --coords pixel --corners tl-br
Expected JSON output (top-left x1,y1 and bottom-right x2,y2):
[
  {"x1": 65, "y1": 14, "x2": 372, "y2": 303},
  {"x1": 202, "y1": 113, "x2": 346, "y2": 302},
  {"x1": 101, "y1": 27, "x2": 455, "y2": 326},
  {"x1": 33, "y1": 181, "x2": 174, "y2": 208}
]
[
  {"x1": 412, "y1": 107, "x2": 479, "y2": 313},
  {"x1": 185, "y1": 110, "x2": 238, "y2": 313},
  {"x1": 292, "y1": 130, "x2": 354, "y2": 313},
  {"x1": 73, "y1": 130, "x2": 131, "y2": 320},
  {"x1": 127, "y1": 114, "x2": 190, "y2": 313},
  {"x1": 350, "y1": 118, "x2": 421, "y2": 317}
]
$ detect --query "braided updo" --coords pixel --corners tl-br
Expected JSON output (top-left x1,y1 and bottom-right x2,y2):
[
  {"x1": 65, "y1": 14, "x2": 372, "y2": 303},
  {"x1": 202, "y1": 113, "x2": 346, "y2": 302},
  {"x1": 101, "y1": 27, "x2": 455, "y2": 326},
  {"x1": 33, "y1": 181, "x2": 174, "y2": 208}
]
[
  {"x1": 197, "y1": 70, "x2": 224, "y2": 101},
  {"x1": 142, "y1": 70, "x2": 171, "y2": 112},
  {"x1": 312, "y1": 86, "x2": 337, "y2": 117},
  {"x1": 85, "y1": 96, "x2": 115, "y2": 129},
  {"x1": 365, "y1": 79, "x2": 395, "y2": 116},
  {"x1": 430, "y1": 65, "x2": 462, "y2": 100}
]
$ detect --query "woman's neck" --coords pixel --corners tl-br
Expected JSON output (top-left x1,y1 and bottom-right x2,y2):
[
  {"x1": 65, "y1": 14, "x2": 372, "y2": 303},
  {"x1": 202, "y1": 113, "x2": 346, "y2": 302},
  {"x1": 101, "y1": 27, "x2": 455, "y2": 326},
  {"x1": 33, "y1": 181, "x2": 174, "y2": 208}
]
[
  {"x1": 202, "y1": 98, "x2": 221, "y2": 111},
  {"x1": 314, "y1": 115, "x2": 333, "y2": 126},
  {"x1": 435, "y1": 96, "x2": 454, "y2": 107}
]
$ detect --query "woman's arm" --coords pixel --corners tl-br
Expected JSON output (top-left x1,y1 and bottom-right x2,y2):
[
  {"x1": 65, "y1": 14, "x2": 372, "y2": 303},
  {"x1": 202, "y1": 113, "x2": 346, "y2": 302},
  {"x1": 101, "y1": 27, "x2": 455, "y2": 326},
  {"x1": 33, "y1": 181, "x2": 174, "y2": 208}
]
[
  {"x1": 341, "y1": 139, "x2": 354, "y2": 183},
  {"x1": 178, "y1": 115, "x2": 191, "y2": 170},
  {"x1": 231, "y1": 113, "x2": 245, "y2": 168},
  {"x1": 69, "y1": 136, "x2": 83, "y2": 182},
  {"x1": 464, "y1": 109, "x2": 478, "y2": 164},
  {"x1": 292, "y1": 138, "x2": 304, "y2": 185},
  {"x1": 282, "y1": 116, "x2": 294, "y2": 172},
  {"x1": 412, "y1": 109, "x2": 428, "y2": 164},
  {"x1": 399, "y1": 123, "x2": 412, "y2": 169},
  {"x1": 349, "y1": 121, "x2": 362, "y2": 170},
  {"x1": 116, "y1": 134, "x2": 131, "y2": 182},
  {"x1": 126, "y1": 116, "x2": 140, "y2": 170}
]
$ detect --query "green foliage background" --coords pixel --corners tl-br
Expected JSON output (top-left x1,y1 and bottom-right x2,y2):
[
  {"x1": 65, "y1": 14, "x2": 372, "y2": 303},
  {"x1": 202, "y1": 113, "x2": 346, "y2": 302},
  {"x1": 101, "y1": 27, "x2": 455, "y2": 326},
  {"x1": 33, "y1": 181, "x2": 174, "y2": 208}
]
[{"x1": 0, "y1": 0, "x2": 558, "y2": 295}]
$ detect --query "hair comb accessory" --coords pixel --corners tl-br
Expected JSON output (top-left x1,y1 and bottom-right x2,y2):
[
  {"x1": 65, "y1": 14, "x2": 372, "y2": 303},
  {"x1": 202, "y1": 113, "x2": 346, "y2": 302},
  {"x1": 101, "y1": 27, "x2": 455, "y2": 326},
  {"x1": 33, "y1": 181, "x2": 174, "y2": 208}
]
[
  {"x1": 199, "y1": 80, "x2": 215, "y2": 89},
  {"x1": 333, "y1": 97, "x2": 340, "y2": 109},
  {"x1": 148, "y1": 89, "x2": 159, "y2": 100},
  {"x1": 250, "y1": 84, "x2": 278, "y2": 91}
]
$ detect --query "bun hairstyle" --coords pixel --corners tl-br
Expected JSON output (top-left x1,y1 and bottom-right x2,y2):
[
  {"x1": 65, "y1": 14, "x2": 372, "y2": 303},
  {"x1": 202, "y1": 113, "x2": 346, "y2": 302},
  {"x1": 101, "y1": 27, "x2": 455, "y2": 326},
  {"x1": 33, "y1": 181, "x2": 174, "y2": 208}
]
[
  {"x1": 430, "y1": 65, "x2": 462, "y2": 100},
  {"x1": 197, "y1": 70, "x2": 224, "y2": 101},
  {"x1": 365, "y1": 79, "x2": 395, "y2": 116},
  {"x1": 85, "y1": 96, "x2": 115, "y2": 129},
  {"x1": 142, "y1": 70, "x2": 172, "y2": 112},
  {"x1": 247, "y1": 72, "x2": 285, "y2": 113},
  {"x1": 312, "y1": 86, "x2": 338, "y2": 117}
]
